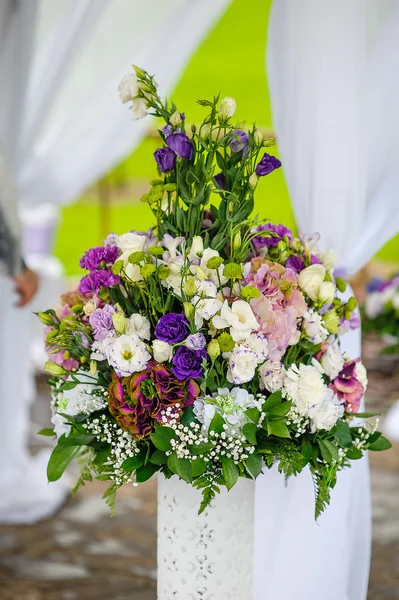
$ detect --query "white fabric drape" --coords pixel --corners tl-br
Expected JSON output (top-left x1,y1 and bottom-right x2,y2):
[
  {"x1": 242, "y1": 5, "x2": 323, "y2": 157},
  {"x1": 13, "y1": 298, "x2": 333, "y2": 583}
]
[
  {"x1": 0, "y1": 0, "x2": 231, "y2": 524},
  {"x1": 253, "y1": 1, "x2": 399, "y2": 598}
]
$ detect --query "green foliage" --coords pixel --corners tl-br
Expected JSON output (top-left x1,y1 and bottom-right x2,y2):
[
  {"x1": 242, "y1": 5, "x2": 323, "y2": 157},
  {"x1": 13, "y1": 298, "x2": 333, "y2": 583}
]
[
  {"x1": 47, "y1": 440, "x2": 81, "y2": 482},
  {"x1": 222, "y1": 458, "x2": 239, "y2": 490}
]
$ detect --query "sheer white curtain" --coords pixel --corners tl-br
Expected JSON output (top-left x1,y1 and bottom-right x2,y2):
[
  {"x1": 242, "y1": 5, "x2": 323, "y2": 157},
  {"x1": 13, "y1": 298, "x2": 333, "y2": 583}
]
[
  {"x1": 0, "y1": 0, "x2": 231, "y2": 524},
  {"x1": 253, "y1": 1, "x2": 399, "y2": 598}
]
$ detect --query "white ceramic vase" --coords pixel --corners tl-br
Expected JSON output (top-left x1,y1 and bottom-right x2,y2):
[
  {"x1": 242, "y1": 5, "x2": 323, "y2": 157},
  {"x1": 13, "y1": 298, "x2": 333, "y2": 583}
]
[{"x1": 157, "y1": 475, "x2": 254, "y2": 600}]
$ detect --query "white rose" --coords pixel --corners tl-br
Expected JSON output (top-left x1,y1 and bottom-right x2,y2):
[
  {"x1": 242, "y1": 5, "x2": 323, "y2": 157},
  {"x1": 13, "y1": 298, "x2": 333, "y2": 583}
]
[
  {"x1": 218, "y1": 97, "x2": 236, "y2": 121},
  {"x1": 259, "y1": 360, "x2": 285, "y2": 393},
  {"x1": 298, "y1": 264, "x2": 326, "y2": 301},
  {"x1": 130, "y1": 97, "x2": 148, "y2": 120},
  {"x1": 213, "y1": 300, "x2": 259, "y2": 340},
  {"x1": 118, "y1": 73, "x2": 139, "y2": 104},
  {"x1": 227, "y1": 345, "x2": 259, "y2": 385},
  {"x1": 303, "y1": 309, "x2": 329, "y2": 344},
  {"x1": 152, "y1": 340, "x2": 173, "y2": 363},
  {"x1": 321, "y1": 344, "x2": 345, "y2": 379},
  {"x1": 108, "y1": 334, "x2": 150, "y2": 377},
  {"x1": 126, "y1": 314, "x2": 151, "y2": 340},
  {"x1": 309, "y1": 390, "x2": 344, "y2": 432},
  {"x1": 318, "y1": 281, "x2": 336, "y2": 304},
  {"x1": 117, "y1": 232, "x2": 147, "y2": 254}
]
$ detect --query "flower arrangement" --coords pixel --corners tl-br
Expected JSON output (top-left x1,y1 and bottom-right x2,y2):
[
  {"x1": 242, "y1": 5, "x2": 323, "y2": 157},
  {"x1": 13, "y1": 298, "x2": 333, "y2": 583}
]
[
  {"x1": 39, "y1": 66, "x2": 391, "y2": 517},
  {"x1": 363, "y1": 273, "x2": 399, "y2": 356}
]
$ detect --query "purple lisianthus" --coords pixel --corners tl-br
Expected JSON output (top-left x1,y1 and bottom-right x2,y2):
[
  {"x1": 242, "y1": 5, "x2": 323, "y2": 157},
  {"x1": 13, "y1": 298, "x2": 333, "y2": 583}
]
[
  {"x1": 310, "y1": 254, "x2": 323, "y2": 265},
  {"x1": 172, "y1": 346, "x2": 207, "y2": 381},
  {"x1": 230, "y1": 129, "x2": 249, "y2": 154},
  {"x1": 185, "y1": 333, "x2": 206, "y2": 351},
  {"x1": 89, "y1": 305, "x2": 115, "y2": 341},
  {"x1": 166, "y1": 133, "x2": 193, "y2": 160},
  {"x1": 155, "y1": 313, "x2": 189, "y2": 344},
  {"x1": 213, "y1": 172, "x2": 226, "y2": 189},
  {"x1": 154, "y1": 147, "x2": 176, "y2": 172},
  {"x1": 255, "y1": 153, "x2": 282, "y2": 177},
  {"x1": 80, "y1": 245, "x2": 119, "y2": 271},
  {"x1": 162, "y1": 124, "x2": 173, "y2": 138},
  {"x1": 339, "y1": 313, "x2": 361, "y2": 333},
  {"x1": 252, "y1": 223, "x2": 293, "y2": 250},
  {"x1": 78, "y1": 269, "x2": 120, "y2": 295},
  {"x1": 286, "y1": 256, "x2": 305, "y2": 273}
]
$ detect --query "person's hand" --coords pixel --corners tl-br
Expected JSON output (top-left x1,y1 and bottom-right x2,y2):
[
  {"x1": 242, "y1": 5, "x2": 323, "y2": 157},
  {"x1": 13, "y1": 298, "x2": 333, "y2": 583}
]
[{"x1": 13, "y1": 268, "x2": 39, "y2": 307}]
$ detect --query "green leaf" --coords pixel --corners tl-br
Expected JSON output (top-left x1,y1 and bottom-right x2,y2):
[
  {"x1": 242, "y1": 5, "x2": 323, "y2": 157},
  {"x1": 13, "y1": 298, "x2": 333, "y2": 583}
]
[
  {"x1": 167, "y1": 453, "x2": 192, "y2": 483},
  {"x1": 335, "y1": 422, "x2": 353, "y2": 449},
  {"x1": 242, "y1": 422, "x2": 258, "y2": 445},
  {"x1": 59, "y1": 433, "x2": 95, "y2": 446},
  {"x1": 301, "y1": 437, "x2": 313, "y2": 461},
  {"x1": 135, "y1": 462, "x2": 159, "y2": 483},
  {"x1": 181, "y1": 405, "x2": 196, "y2": 426},
  {"x1": 266, "y1": 420, "x2": 291, "y2": 438},
  {"x1": 222, "y1": 458, "x2": 239, "y2": 490},
  {"x1": 47, "y1": 442, "x2": 80, "y2": 482},
  {"x1": 347, "y1": 411, "x2": 380, "y2": 419},
  {"x1": 346, "y1": 447, "x2": 363, "y2": 460},
  {"x1": 368, "y1": 435, "x2": 392, "y2": 451},
  {"x1": 262, "y1": 391, "x2": 283, "y2": 412},
  {"x1": 267, "y1": 400, "x2": 292, "y2": 417},
  {"x1": 192, "y1": 457, "x2": 207, "y2": 478},
  {"x1": 37, "y1": 428, "x2": 55, "y2": 437},
  {"x1": 122, "y1": 451, "x2": 146, "y2": 471},
  {"x1": 245, "y1": 408, "x2": 260, "y2": 424},
  {"x1": 59, "y1": 381, "x2": 79, "y2": 391},
  {"x1": 246, "y1": 453, "x2": 263, "y2": 478},
  {"x1": 209, "y1": 412, "x2": 225, "y2": 435},
  {"x1": 318, "y1": 439, "x2": 339, "y2": 463},
  {"x1": 149, "y1": 450, "x2": 168, "y2": 465},
  {"x1": 189, "y1": 441, "x2": 214, "y2": 456},
  {"x1": 150, "y1": 426, "x2": 176, "y2": 452}
]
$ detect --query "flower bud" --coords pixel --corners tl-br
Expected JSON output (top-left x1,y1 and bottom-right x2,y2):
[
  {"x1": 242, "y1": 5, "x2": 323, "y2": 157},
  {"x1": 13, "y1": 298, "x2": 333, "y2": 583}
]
[
  {"x1": 90, "y1": 360, "x2": 97, "y2": 376},
  {"x1": 44, "y1": 361, "x2": 68, "y2": 377},
  {"x1": 192, "y1": 266, "x2": 207, "y2": 281},
  {"x1": 183, "y1": 277, "x2": 198, "y2": 297},
  {"x1": 170, "y1": 110, "x2": 182, "y2": 127},
  {"x1": 112, "y1": 312, "x2": 127, "y2": 334},
  {"x1": 191, "y1": 123, "x2": 197, "y2": 133},
  {"x1": 249, "y1": 173, "x2": 259, "y2": 189},
  {"x1": 233, "y1": 231, "x2": 242, "y2": 251},
  {"x1": 335, "y1": 277, "x2": 347, "y2": 293},
  {"x1": 207, "y1": 339, "x2": 221, "y2": 360},
  {"x1": 346, "y1": 296, "x2": 358, "y2": 311},
  {"x1": 80, "y1": 356, "x2": 88, "y2": 364},
  {"x1": 254, "y1": 127, "x2": 264, "y2": 146},
  {"x1": 322, "y1": 309, "x2": 340, "y2": 334},
  {"x1": 183, "y1": 302, "x2": 195, "y2": 320},
  {"x1": 191, "y1": 235, "x2": 204, "y2": 257},
  {"x1": 318, "y1": 281, "x2": 336, "y2": 304},
  {"x1": 152, "y1": 340, "x2": 173, "y2": 363},
  {"x1": 218, "y1": 97, "x2": 236, "y2": 122},
  {"x1": 63, "y1": 351, "x2": 70, "y2": 360},
  {"x1": 83, "y1": 299, "x2": 97, "y2": 316},
  {"x1": 133, "y1": 65, "x2": 146, "y2": 79},
  {"x1": 298, "y1": 264, "x2": 326, "y2": 301},
  {"x1": 200, "y1": 123, "x2": 211, "y2": 139},
  {"x1": 37, "y1": 312, "x2": 55, "y2": 326}
]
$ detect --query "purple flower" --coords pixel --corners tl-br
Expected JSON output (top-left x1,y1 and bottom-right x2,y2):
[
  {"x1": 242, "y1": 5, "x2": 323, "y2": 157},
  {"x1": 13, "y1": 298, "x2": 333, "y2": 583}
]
[
  {"x1": 166, "y1": 133, "x2": 193, "y2": 160},
  {"x1": 172, "y1": 346, "x2": 206, "y2": 381},
  {"x1": 230, "y1": 129, "x2": 249, "y2": 154},
  {"x1": 310, "y1": 254, "x2": 323, "y2": 265},
  {"x1": 340, "y1": 313, "x2": 361, "y2": 333},
  {"x1": 286, "y1": 256, "x2": 305, "y2": 273},
  {"x1": 252, "y1": 223, "x2": 293, "y2": 250},
  {"x1": 78, "y1": 269, "x2": 120, "y2": 295},
  {"x1": 89, "y1": 305, "x2": 115, "y2": 340},
  {"x1": 80, "y1": 245, "x2": 119, "y2": 271},
  {"x1": 213, "y1": 172, "x2": 226, "y2": 189},
  {"x1": 255, "y1": 153, "x2": 282, "y2": 177},
  {"x1": 154, "y1": 147, "x2": 176, "y2": 172},
  {"x1": 186, "y1": 333, "x2": 206, "y2": 351},
  {"x1": 162, "y1": 124, "x2": 173, "y2": 138},
  {"x1": 155, "y1": 313, "x2": 189, "y2": 344}
]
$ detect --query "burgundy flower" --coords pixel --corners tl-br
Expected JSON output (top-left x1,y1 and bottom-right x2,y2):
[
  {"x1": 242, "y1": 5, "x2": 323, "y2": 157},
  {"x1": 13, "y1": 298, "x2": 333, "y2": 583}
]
[{"x1": 330, "y1": 359, "x2": 365, "y2": 413}]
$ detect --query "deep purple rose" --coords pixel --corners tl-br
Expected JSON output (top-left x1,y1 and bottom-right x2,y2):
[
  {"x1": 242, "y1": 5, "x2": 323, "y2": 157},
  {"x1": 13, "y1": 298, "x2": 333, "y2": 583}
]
[
  {"x1": 230, "y1": 129, "x2": 249, "y2": 154},
  {"x1": 255, "y1": 153, "x2": 282, "y2": 177},
  {"x1": 286, "y1": 256, "x2": 305, "y2": 273},
  {"x1": 80, "y1": 245, "x2": 119, "y2": 271},
  {"x1": 155, "y1": 313, "x2": 189, "y2": 344},
  {"x1": 213, "y1": 172, "x2": 226, "y2": 189},
  {"x1": 154, "y1": 147, "x2": 176, "y2": 172},
  {"x1": 172, "y1": 346, "x2": 206, "y2": 381},
  {"x1": 252, "y1": 223, "x2": 293, "y2": 250},
  {"x1": 166, "y1": 133, "x2": 193, "y2": 160},
  {"x1": 78, "y1": 269, "x2": 120, "y2": 295},
  {"x1": 89, "y1": 305, "x2": 115, "y2": 340}
]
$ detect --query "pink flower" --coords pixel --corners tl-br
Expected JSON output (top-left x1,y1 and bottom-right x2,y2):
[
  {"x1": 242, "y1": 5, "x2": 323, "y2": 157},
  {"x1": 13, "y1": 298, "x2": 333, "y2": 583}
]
[{"x1": 329, "y1": 359, "x2": 366, "y2": 413}]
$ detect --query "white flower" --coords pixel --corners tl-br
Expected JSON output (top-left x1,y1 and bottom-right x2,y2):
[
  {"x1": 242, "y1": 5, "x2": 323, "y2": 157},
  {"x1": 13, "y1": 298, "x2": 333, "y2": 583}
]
[
  {"x1": 227, "y1": 345, "x2": 259, "y2": 384},
  {"x1": 52, "y1": 413, "x2": 71, "y2": 439},
  {"x1": 91, "y1": 333, "x2": 115, "y2": 361},
  {"x1": 355, "y1": 361, "x2": 368, "y2": 391},
  {"x1": 303, "y1": 309, "x2": 329, "y2": 344},
  {"x1": 298, "y1": 264, "x2": 326, "y2": 301},
  {"x1": 118, "y1": 73, "x2": 140, "y2": 104},
  {"x1": 393, "y1": 292, "x2": 399, "y2": 310},
  {"x1": 192, "y1": 248, "x2": 226, "y2": 285},
  {"x1": 259, "y1": 360, "x2": 285, "y2": 393},
  {"x1": 244, "y1": 333, "x2": 269, "y2": 362},
  {"x1": 308, "y1": 389, "x2": 344, "y2": 432},
  {"x1": 152, "y1": 340, "x2": 173, "y2": 363},
  {"x1": 188, "y1": 235, "x2": 204, "y2": 261},
  {"x1": 192, "y1": 280, "x2": 223, "y2": 328},
  {"x1": 194, "y1": 387, "x2": 257, "y2": 433},
  {"x1": 300, "y1": 232, "x2": 320, "y2": 254},
  {"x1": 51, "y1": 373, "x2": 102, "y2": 438},
  {"x1": 83, "y1": 299, "x2": 97, "y2": 316},
  {"x1": 161, "y1": 257, "x2": 184, "y2": 295},
  {"x1": 364, "y1": 291, "x2": 385, "y2": 319},
  {"x1": 162, "y1": 234, "x2": 185, "y2": 260},
  {"x1": 321, "y1": 250, "x2": 337, "y2": 272},
  {"x1": 283, "y1": 363, "x2": 327, "y2": 416},
  {"x1": 118, "y1": 253, "x2": 143, "y2": 283},
  {"x1": 218, "y1": 97, "x2": 236, "y2": 121},
  {"x1": 108, "y1": 334, "x2": 150, "y2": 377},
  {"x1": 321, "y1": 344, "x2": 345, "y2": 379},
  {"x1": 170, "y1": 110, "x2": 182, "y2": 127},
  {"x1": 213, "y1": 300, "x2": 259, "y2": 341},
  {"x1": 318, "y1": 281, "x2": 336, "y2": 304},
  {"x1": 116, "y1": 232, "x2": 147, "y2": 254},
  {"x1": 130, "y1": 97, "x2": 148, "y2": 120},
  {"x1": 126, "y1": 314, "x2": 151, "y2": 340}
]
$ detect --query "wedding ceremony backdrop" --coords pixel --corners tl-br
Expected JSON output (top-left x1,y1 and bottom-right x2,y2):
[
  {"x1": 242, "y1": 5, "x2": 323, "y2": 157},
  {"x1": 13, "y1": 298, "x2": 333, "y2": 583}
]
[{"x1": 0, "y1": 0, "x2": 399, "y2": 599}]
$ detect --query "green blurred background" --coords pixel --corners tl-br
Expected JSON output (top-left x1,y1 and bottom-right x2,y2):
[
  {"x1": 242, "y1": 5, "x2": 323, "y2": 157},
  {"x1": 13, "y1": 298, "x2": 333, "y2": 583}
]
[{"x1": 54, "y1": 0, "x2": 399, "y2": 276}]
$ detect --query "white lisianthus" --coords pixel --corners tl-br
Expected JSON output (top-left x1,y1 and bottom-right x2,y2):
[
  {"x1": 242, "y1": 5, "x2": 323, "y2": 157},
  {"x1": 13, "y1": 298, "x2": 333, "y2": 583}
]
[
  {"x1": 218, "y1": 97, "x2": 236, "y2": 121},
  {"x1": 213, "y1": 300, "x2": 259, "y2": 341},
  {"x1": 118, "y1": 73, "x2": 140, "y2": 104},
  {"x1": 130, "y1": 97, "x2": 148, "y2": 120},
  {"x1": 244, "y1": 333, "x2": 269, "y2": 362},
  {"x1": 283, "y1": 363, "x2": 327, "y2": 416},
  {"x1": 91, "y1": 334, "x2": 115, "y2": 361},
  {"x1": 192, "y1": 280, "x2": 223, "y2": 328},
  {"x1": 117, "y1": 232, "x2": 147, "y2": 254},
  {"x1": 298, "y1": 264, "x2": 326, "y2": 301},
  {"x1": 126, "y1": 314, "x2": 151, "y2": 340},
  {"x1": 162, "y1": 234, "x2": 185, "y2": 260},
  {"x1": 108, "y1": 334, "x2": 150, "y2": 377},
  {"x1": 194, "y1": 387, "x2": 258, "y2": 433},
  {"x1": 83, "y1": 299, "x2": 97, "y2": 316},
  {"x1": 308, "y1": 389, "x2": 344, "y2": 432},
  {"x1": 117, "y1": 253, "x2": 143, "y2": 283},
  {"x1": 303, "y1": 309, "x2": 329, "y2": 344},
  {"x1": 170, "y1": 110, "x2": 182, "y2": 126},
  {"x1": 318, "y1": 281, "x2": 336, "y2": 304},
  {"x1": 152, "y1": 340, "x2": 173, "y2": 363},
  {"x1": 321, "y1": 344, "x2": 345, "y2": 379},
  {"x1": 227, "y1": 345, "x2": 259, "y2": 384},
  {"x1": 193, "y1": 248, "x2": 227, "y2": 285},
  {"x1": 188, "y1": 235, "x2": 204, "y2": 261},
  {"x1": 355, "y1": 361, "x2": 368, "y2": 391},
  {"x1": 163, "y1": 259, "x2": 184, "y2": 296},
  {"x1": 321, "y1": 250, "x2": 337, "y2": 273},
  {"x1": 259, "y1": 360, "x2": 285, "y2": 393}
]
